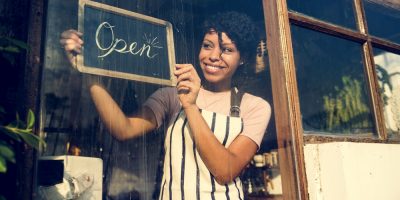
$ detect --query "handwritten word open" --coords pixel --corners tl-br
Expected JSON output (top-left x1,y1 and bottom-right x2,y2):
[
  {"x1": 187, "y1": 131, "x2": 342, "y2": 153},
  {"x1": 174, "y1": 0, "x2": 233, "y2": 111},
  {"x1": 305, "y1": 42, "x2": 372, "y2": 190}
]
[{"x1": 95, "y1": 22, "x2": 162, "y2": 59}]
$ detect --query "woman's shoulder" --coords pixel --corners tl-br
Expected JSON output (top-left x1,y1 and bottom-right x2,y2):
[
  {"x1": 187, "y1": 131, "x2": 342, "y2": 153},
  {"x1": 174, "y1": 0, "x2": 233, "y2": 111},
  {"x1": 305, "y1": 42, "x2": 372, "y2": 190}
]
[
  {"x1": 157, "y1": 86, "x2": 177, "y2": 94},
  {"x1": 241, "y1": 92, "x2": 271, "y2": 115},
  {"x1": 242, "y1": 92, "x2": 270, "y2": 106},
  {"x1": 147, "y1": 86, "x2": 179, "y2": 107},
  {"x1": 151, "y1": 86, "x2": 178, "y2": 99}
]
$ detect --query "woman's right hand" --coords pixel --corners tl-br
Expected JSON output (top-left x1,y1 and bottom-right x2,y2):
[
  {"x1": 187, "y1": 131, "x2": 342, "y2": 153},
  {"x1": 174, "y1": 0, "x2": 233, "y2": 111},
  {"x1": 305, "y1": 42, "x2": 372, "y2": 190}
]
[{"x1": 59, "y1": 29, "x2": 83, "y2": 66}]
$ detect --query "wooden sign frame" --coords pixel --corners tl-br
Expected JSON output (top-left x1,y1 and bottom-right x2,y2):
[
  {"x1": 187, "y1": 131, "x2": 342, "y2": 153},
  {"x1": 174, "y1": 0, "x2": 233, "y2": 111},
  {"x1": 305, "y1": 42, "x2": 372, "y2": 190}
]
[{"x1": 77, "y1": 0, "x2": 176, "y2": 86}]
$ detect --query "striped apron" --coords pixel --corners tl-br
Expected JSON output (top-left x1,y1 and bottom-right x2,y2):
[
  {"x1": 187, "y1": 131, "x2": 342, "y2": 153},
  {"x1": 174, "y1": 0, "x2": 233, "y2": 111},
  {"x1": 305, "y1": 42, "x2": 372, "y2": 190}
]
[{"x1": 159, "y1": 109, "x2": 244, "y2": 200}]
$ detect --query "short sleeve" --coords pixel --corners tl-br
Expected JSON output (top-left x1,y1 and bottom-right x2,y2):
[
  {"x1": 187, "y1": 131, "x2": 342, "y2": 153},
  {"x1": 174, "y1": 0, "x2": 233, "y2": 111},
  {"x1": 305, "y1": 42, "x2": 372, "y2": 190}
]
[
  {"x1": 143, "y1": 87, "x2": 180, "y2": 129},
  {"x1": 240, "y1": 94, "x2": 271, "y2": 148}
]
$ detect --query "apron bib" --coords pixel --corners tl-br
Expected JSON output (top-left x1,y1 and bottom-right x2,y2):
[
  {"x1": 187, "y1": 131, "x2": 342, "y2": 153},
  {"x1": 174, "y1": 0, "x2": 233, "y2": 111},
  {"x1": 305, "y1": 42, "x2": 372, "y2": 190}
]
[{"x1": 159, "y1": 109, "x2": 244, "y2": 200}]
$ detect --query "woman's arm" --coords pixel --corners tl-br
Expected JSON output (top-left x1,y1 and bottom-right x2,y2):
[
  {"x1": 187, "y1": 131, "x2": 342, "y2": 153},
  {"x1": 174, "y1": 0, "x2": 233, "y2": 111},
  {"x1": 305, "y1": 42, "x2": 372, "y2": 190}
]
[
  {"x1": 183, "y1": 105, "x2": 259, "y2": 184},
  {"x1": 60, "y1": 29, "x2": 157, "y2": 140},
  {"x1": 175, "y1": 64, "x2": 267, "y2": 184},
  {"x1": 89, "y1": 84, "x2": 157, "y2": 140}
]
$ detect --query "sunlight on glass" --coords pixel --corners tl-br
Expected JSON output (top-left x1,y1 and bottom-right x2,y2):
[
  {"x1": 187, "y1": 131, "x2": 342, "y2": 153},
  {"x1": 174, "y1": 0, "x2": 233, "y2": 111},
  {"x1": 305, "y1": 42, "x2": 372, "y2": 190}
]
[{"x1": 374, "y1": 49, "x2": 400, "y2": 138}]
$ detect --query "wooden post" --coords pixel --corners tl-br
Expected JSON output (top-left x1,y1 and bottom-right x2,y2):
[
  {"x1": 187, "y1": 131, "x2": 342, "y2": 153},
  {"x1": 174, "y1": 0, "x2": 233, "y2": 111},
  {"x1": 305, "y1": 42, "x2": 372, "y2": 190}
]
[
  {"x1": 262, "y1": 0, "x2": 308, "y2": 199},
  {"x1": 16, "y1": 0, "x2": 45, "y2": 199}
]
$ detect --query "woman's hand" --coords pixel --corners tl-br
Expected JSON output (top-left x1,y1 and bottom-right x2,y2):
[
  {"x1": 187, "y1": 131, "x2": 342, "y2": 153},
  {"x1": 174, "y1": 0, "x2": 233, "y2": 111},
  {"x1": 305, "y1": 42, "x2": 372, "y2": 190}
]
[
  {"x1": 59, "y1": 29, "x2": 83, "y2": 67},
  {"x1": 174, "y1": 64, "x2": 201, "y2": 109}
]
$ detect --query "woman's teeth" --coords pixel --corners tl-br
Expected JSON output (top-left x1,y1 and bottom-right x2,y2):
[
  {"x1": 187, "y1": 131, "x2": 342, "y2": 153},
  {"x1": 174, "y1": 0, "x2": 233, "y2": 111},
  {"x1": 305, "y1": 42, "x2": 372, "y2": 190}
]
[{"x1": 207, "y1": 65, "x2": 222, "y2": 69}]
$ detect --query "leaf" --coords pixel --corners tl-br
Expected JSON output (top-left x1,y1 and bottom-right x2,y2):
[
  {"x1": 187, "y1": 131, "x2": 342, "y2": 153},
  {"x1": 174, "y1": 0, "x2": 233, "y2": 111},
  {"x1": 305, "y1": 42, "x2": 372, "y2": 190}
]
[
  {"x1": 0, "y1": 46, "x2": 20, "y2": 53},
  {"x1": 15, "y1": 113, "x2": 21, "y2": 127},
  {"x1": 26, "y1": 110, "x2": 34, "y2": 129},
  {"x1": 17, "y1": 132, "x2": 45, "y2": 150},
  {"x1": 0, "y1": 156, "x2": 6, "y2": 173},
  {"x1": 5, "y1": 37, "x2": 29, "y2": 50},
  {"x1": 0, "y1": 143, "x2": 15, "y2": 163},
  {"x1": 6, "y1": 126, "x2": 32, "y2": 134}
]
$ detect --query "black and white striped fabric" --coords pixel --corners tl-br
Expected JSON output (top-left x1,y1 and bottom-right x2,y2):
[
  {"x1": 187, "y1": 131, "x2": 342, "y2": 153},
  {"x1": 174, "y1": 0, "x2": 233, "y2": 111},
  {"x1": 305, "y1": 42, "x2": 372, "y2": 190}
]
[{"x1": 159, "y1": 109, "x2": 244, "y2": 200}]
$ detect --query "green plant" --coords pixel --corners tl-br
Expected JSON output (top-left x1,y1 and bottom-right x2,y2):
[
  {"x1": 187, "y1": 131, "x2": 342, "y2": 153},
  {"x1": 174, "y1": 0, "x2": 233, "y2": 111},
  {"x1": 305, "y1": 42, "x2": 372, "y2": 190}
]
[
  {"x1": 0, "y1": 108, "x2": 45, "y2": 173},
  {"x1": 0, "y1": 36, "x2": 29, "y2": 65},
  {"x1": 323, "y1": 76, "x2": 372, "y2": 132}
]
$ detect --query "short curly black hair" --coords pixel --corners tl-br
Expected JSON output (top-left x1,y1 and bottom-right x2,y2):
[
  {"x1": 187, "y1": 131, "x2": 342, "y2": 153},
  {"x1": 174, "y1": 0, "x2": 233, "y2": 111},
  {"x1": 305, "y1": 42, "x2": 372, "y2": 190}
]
[{"x1": 202, "y1": 11, "x2": 260, "y2": 65}]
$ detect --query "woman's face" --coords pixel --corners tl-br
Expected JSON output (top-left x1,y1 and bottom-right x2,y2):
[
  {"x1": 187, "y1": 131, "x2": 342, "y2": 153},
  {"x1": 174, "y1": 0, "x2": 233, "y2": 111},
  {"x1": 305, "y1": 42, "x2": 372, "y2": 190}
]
[{"x1": 199, "y1": 30, "x2": 241, "y2": 91}]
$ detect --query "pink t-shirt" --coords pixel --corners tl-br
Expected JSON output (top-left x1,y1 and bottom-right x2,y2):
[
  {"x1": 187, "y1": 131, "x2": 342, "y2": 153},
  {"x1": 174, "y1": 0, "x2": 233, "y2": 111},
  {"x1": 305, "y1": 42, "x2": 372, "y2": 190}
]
[{"x1": 143, "y1": 87, "x2": 271, "y2": 147}]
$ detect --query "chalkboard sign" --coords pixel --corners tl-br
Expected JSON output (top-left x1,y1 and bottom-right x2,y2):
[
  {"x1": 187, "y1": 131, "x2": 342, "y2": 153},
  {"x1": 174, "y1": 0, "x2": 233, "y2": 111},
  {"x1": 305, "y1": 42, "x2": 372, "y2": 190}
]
[{"x1": 77, "y1": 0, "x2": 176, "y2": 86}]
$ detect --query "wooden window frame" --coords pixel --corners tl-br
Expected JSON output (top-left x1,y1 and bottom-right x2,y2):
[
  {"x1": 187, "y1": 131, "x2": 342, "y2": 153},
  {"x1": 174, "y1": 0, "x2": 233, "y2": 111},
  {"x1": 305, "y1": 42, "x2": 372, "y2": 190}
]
[{"x1": 262, "y1": 0, "x2": 400, "y2": 199}]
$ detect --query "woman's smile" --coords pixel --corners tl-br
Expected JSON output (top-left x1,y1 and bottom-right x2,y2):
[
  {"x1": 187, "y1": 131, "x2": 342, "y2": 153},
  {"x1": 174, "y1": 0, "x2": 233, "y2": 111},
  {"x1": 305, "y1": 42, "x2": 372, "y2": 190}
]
[{"x1": 203, "y1": 64, "x2": 226, "y2": 73}]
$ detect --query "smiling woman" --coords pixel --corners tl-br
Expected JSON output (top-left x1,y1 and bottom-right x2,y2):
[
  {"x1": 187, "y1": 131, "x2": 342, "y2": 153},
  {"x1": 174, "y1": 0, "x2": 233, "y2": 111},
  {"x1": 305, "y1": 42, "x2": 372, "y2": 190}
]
[
  {"x1": 140, "y1": 12, "x2": 271, "y2": 199},
  {"x1": 39, "y1": 0, "x2": 277, "y2": 199},
  {"x1": 60, "y1": 10, "x2": 271, "y2": 199}
]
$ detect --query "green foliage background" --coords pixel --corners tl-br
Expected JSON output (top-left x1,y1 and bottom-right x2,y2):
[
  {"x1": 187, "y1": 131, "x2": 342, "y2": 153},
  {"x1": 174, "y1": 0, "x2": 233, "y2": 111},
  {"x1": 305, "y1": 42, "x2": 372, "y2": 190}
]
[{"x1": 323, "y1": 76, "x2": 372, "y2": 132}]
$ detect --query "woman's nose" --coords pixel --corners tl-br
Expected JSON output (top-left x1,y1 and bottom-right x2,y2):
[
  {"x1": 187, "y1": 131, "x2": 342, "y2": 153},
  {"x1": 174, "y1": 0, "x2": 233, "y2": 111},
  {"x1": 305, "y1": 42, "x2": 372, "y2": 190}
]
[{"x1": 209, "y1": 48, "x2": 221, "y2": 61}]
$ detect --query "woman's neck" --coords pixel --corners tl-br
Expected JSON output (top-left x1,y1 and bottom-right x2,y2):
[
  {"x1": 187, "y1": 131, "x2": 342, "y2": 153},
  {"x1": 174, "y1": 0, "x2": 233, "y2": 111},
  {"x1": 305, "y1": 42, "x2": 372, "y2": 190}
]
[{"x1": 202, "y1": 82, "x2": 232, "y2": 92}]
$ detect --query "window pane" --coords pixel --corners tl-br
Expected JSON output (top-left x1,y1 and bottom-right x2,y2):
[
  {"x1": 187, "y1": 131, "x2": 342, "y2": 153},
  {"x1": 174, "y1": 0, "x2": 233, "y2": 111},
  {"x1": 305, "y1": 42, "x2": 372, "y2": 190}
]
[
  {"x1": 364, "y1": 0, "x2": 400, "y2": 44},
  {"x1": 287, "y1": 0, "x2": 357, "y2": 30},
  {"x1": 373, "y1": 49, "x2": 400, "y2": 138},
  {"x1": 291, "y1": 25, "x2": 375, "y2": 135}
]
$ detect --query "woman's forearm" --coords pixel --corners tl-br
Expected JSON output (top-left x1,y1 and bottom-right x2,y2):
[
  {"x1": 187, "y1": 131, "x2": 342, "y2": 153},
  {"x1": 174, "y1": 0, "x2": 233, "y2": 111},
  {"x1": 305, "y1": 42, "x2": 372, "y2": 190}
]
[
  {"x1": 183, "y1": 105, "x2": 256, "y2": 184},
  {"x1": 89, "y1": 84, "x2": 156, "y2": 140}
]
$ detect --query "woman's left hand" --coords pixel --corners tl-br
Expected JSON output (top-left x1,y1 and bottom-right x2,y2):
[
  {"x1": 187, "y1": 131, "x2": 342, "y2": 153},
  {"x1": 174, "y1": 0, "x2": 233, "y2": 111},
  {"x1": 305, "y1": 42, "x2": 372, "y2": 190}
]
[{"x1": 174, "y1": 64, "x2": 201, "y2": 109}]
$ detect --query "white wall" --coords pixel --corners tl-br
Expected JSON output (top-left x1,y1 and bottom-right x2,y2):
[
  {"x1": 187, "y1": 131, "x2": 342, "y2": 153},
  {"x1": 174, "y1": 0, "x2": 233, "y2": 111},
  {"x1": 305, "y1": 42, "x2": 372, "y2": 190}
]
[{"x1": 304, "y1": 142, "x2": 400, "y2": 200}]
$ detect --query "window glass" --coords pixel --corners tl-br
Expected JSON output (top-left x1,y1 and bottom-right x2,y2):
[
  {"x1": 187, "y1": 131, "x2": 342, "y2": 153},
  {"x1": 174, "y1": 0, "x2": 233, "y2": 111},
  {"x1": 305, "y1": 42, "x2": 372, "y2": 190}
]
[
  {"x1": 38, "y1": 0, "x2": 282, "y2": 199},
  {"x1": 373, "y1": 49, "x2": 400, "y2": 138},
  {"x1": 363, "y1": 0, "x2": 400, "y2": 44},
  {"x1": 291, "y1": 25, "x2": 376, "y2": 135},
  {"x1": 287, "y1": 0, "x2": 357, "y2": 30}
]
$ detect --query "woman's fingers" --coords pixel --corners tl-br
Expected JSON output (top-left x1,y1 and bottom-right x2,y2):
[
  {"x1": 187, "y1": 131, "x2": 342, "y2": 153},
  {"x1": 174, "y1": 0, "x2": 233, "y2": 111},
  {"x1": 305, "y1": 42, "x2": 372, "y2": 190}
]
[
  {"x1": 61, "y1": 29, "x2": 83, "y2": 41},
  {"x1": 175, "y1": 64, "x2": 201, "y2": 108},
  {"x1": 176, "y1": 71, "x2": 193, "y2": 82},
  {"x1": 175, "y1": 64, "x2": 195, "y2": 75},
  {"x1": 175, "y1": 64, "x2": 200, "y2": 83},
  {"x1": 60, "y1": 38, "x2": 82, "y2": 53},
  {"x1": 59, "y1": 29, "x2": 83, "y2": 67},
  {"x1": 176, "y1": 80, "x2": 194, "y2": 94},
  {"x1": 60, "y1": 29, "x2": 84, "y2": 54}
]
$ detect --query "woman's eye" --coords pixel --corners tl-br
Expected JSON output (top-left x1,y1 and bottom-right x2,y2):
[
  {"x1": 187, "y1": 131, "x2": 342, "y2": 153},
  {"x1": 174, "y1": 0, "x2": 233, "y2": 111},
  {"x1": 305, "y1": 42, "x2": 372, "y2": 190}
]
[
  {"x1": 222, "y1": 47, "x2": 233, "y2": 53},
  {"x1": 202, "y1": 43, "x2": 212, "y2": 49}
]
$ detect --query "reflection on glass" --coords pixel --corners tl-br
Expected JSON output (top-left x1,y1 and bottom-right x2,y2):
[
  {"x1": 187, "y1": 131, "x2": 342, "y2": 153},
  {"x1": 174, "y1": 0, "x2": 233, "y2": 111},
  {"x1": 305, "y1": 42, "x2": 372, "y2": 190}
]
[
  {"x1": 39, "y1": 0, "x2": 282, "y2": 200},
  {"x1": 364, "y1": 0, "x2": 400, "y2": 44},
  {"x1": 374, "y1": 49, "x2": 400, "y2": 137},
  {"x1": 287, "y1": 0, "x2": 357, "y2": 30},
  {"x1": 291, "y1": 25, "x2": 375, "y2": 135}
]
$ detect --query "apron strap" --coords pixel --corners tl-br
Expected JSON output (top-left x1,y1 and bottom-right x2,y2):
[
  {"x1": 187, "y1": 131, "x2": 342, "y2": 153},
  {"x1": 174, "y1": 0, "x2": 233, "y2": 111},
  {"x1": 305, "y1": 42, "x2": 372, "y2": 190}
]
[{"x1": 230, "y1": 87, "x2": 244, "y2": 117}]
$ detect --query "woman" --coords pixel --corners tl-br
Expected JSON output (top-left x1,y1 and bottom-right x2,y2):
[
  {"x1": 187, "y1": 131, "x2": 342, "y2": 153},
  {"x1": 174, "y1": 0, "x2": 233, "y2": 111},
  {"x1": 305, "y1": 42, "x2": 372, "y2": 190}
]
[{"x1": 61, "y1": 11, "x2": 271, "y2": 200}]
